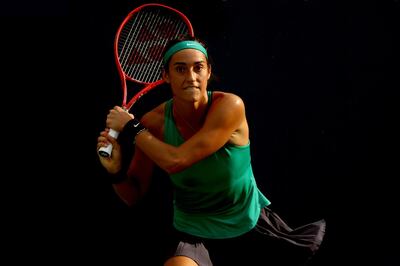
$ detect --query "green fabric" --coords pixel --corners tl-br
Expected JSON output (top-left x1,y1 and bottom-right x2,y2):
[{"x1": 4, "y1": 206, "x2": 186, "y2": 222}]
[{"x1": 164, "y1": 91, "x2": 270, "y2": 239}]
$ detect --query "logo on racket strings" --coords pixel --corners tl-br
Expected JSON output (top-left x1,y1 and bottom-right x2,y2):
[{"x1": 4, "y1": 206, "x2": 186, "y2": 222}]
[{"x1": 123, "y1": 22, "x2": 179, "y2": 66}]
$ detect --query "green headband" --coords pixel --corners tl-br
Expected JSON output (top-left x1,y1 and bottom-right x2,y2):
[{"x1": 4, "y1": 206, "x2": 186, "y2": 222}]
[{"x1": 162, "y1": 40, "x2": 208, "y2": 66}]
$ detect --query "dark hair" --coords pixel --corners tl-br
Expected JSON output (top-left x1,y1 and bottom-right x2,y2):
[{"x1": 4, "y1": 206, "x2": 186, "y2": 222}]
[{"x1": 162, "y1": 35, "x2": 210, "y2": 72}]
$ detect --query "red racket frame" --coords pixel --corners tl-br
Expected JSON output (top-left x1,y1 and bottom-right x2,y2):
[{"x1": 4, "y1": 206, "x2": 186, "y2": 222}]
[{"x1": 114, "y1": 3, "x2": 194, "y2": 111}]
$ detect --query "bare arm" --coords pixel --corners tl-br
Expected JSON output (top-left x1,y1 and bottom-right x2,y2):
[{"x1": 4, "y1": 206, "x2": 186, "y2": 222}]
[
  {"x1": 112, "y1": 146, "x2": 154, "y2": 206},
  {"x1": 99, "y1": 111, "x2": 162, "y2": 206},
  {"x1": 135, "y1": 93, "x2": 248, "y2": 174},
  {"x1": 111, "y1": 108, "x2": 169, "y2": 206}
]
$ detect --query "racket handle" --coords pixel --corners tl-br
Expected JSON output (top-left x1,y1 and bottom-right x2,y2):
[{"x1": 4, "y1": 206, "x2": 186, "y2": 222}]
[{"x1": 98, "y1": 129, "x2": 120, "y2": 157}]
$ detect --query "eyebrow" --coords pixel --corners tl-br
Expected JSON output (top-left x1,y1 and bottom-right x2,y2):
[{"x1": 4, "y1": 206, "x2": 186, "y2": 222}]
[{"x1": 173, "y1": 60, "x2": 206, "y2": 66}]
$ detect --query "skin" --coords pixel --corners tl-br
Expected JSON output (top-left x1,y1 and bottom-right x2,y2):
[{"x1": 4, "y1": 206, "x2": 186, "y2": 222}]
[{"x1": 97, "y1": 48, "x2": 250, "y2": 265}]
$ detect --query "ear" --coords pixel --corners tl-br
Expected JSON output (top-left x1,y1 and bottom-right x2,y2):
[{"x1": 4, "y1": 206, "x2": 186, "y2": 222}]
[{"x1": 162, "y1": 70, "x2": 170, "y2": 83}]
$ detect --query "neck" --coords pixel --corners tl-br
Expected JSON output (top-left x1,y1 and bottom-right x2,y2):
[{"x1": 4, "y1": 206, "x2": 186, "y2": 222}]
[{"x1": 173, "y1": 95, "x2": 208, "y2": 133}]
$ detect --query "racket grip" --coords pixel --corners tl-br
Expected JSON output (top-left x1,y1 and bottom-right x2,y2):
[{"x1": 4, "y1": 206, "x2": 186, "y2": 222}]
[{"x1": 98, "y1": 129, "x2": 120, "y2": 157}]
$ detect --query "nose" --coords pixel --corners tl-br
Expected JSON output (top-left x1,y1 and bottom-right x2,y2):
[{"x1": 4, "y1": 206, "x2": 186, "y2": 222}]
[{"x1": 185, "y1": 68, "x2": 196, "y2": 81}]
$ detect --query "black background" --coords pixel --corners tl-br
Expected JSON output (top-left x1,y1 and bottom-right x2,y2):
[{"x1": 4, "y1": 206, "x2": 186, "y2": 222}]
[{"x1": 1, "y1": 0, "x2": 399, "y2": 264}]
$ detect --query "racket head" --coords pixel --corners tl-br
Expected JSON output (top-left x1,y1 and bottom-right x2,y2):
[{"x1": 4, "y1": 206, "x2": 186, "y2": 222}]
[{"x1": 114, "y1": 3, "x2": 194, "y2": 110}]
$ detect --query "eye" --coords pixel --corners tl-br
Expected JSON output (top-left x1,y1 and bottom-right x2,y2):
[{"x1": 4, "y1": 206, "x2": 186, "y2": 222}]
[
  {"x1": 175, "y1": 66, "x2": 185, "y2": 73},
  {"x1": 194, "y1": 64, "x2": 205, "y2": 72}
]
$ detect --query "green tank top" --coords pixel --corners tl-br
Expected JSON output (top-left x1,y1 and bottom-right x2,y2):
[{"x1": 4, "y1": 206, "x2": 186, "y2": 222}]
[{"x1": 164, "y1": 91, "x2": 270, "y2": 239}]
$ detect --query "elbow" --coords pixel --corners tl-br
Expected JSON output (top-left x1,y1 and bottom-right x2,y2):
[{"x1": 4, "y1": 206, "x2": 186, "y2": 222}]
[
  {"x1": 155, "y1": 146, "x2": 192, "y2": 174},
  {"x1": 121, "y1": 197, "x2": 136, "y2": 207},
  {"x1": 163, "y1": 157, "x2": 188, "y2": 174},
  {"x1": 113, "y1": 191, "x2": 139, "y2": 207},
  {"x1": 124, "y1": 195, "x2": 146, "y2": 207},
  {"x1": 112, "y1": 182, "x2": 142, "y2": 207},
  {"x1": 114, "y1": 190, "x2": 140, "y2": 207}
]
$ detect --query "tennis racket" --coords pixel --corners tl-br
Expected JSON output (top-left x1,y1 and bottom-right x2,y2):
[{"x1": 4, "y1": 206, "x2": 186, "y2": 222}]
[{"x1": 98, "y1": 3, "x2": 194, "y2": 157}]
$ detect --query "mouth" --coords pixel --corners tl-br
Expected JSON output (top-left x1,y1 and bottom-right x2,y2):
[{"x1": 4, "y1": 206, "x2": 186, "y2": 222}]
[{"x1": 184, "y1": 86, "x2": 199, "y2": 90}]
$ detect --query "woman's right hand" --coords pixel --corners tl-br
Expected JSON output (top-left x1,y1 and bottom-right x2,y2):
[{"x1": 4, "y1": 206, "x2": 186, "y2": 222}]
[{"x1": 97, "y1": 129, "x2": 122, "y2": 174}]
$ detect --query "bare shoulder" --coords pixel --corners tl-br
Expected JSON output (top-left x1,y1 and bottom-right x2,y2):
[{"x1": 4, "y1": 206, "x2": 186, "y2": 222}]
[
  {"x1": 211, "y1": 91, "x2": 245, "y2": 110},
  {"x1": 140, "y1": 102, "x2": 166, "y2": 138},
  {"x1": 209, "y1": 91, "x2": 249, "y2": 145}
]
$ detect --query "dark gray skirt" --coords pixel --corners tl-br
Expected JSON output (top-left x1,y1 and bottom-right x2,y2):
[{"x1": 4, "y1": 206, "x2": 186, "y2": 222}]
[{"x1": 169, "y1": 206, "x2": 326, "y2": 266}]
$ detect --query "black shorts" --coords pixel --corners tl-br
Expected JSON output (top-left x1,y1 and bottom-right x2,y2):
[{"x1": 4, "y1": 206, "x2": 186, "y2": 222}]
[{"x1": 165, "y1": 207, "x2": 326, "y2": 266}]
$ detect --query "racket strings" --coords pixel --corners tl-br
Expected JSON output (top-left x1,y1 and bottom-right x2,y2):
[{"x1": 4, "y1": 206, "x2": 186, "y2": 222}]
[
  {"x1": 118, "y1": 7, "x2": 191, "y2": 83},
  {"x1": 123, "y1": 9, "x2": 178, "y2": 82},
  {"x1": 141, "y1": 16, "x2": 181, "y2": 81},
  {"x1": 136, "y1": 15, "x2": 185, "y2": 83},
  {"x1": 129, "y1": 10, "x2": 164, "y2": 82},
  {"x1": 119, "y1": 11, "x2": 149, "y2": 72},
  {"x1": 119, "y1": 9, "x2": 163, "y2": 82}
]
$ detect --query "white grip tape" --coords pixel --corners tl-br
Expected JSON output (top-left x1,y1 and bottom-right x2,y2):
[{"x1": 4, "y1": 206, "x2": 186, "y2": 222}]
[{"x1": 98, "y1": 129, "x2": 120, "y2": 157}]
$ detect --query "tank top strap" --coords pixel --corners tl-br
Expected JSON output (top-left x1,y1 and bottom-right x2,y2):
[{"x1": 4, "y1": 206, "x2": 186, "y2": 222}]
[{"x1": 207, "y1": 90, "x2": 213, "y2": 107}]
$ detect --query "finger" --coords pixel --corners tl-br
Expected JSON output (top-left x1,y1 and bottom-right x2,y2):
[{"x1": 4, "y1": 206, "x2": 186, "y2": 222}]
[
  {"x1": 97, "y1": 142, "x2": 106, "y2": 150},
  {"x1": 105, "y1": 133, "x2": 118, "y2": 144},
  {"x1": 100, "y1": 131, "x2": 114, "y2": 141},
  {"x1": 99, "y1": 131, "x2": 109, "y2": 138},
  {"x1": 107, "y1": 110, "x2": 116, "y2": 118},
  {"x1": 97, "y1": 138, "x2": 109, "y2": 148},
  {"x1": 97, "y1": 139, "x2": 108, "y2": 150},
  {"x1": 114, "y1": 106, "x2": 124, "y2": 112}
]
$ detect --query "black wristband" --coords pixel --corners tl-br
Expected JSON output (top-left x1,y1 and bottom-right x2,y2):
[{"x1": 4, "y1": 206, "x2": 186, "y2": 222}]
[
  {"x1": 118, "y1": 118, "x2": 147, "y2": 145},
  {"x1": 110, "y1": 170, "x2": 128, "y2": 184},
  {"x1": 125, "y1": 118, "x2": 146, "y2": 136}
]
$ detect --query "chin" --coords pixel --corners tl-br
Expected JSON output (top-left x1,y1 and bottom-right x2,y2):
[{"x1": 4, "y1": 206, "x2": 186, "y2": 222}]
[{"x1": 184, "y1": 88, "x2": 201, "y2": 99}]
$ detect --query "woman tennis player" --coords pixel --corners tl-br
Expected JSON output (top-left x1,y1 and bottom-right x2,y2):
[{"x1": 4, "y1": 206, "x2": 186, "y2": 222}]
[{"x1": 97, "y1": 36, "x2": 326, "y2": 266}]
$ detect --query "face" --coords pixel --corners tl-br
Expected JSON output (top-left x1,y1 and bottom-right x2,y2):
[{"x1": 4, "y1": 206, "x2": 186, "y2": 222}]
[{"x1": 163, "y1": 49, "x2": 211, "y2": 103}]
